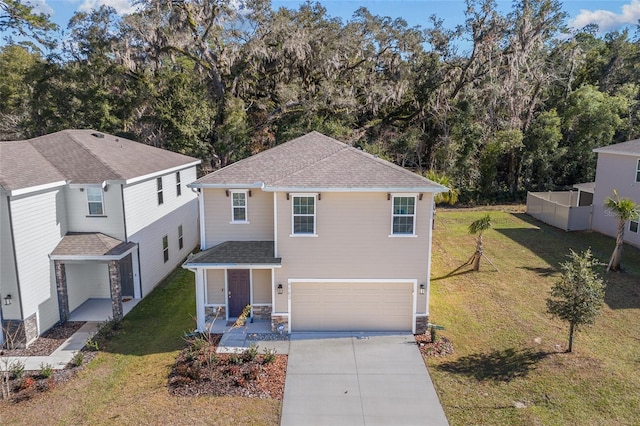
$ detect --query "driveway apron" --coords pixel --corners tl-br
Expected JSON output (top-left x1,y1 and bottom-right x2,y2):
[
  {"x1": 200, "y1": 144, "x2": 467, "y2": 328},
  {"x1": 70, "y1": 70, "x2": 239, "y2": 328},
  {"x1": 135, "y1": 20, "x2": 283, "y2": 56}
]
[{"x1": 281, "y1": 333, "x2": 449, "y2": 426}]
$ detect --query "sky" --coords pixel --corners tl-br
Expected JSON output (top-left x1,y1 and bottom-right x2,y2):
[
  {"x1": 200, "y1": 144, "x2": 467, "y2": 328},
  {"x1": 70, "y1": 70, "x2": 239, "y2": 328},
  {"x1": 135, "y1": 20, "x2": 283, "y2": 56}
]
[{"x1": 19, "y1": 0, "x2": 640, "y2": 37}]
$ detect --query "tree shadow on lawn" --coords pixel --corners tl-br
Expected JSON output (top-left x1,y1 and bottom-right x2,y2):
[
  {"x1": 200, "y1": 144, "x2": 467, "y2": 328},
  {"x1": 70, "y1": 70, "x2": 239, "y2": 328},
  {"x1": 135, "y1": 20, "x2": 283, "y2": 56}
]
[
  {"x1": 437, "y1": 348, "x2": 550, "y2": 382},
  {"x1": 603, "y1": 275, "x2": 640, "y2": 310}
]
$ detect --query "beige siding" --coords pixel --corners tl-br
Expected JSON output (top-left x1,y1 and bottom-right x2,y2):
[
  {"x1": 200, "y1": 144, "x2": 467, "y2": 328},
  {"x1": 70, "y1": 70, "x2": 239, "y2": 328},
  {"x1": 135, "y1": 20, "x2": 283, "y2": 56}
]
[
  {"x1": 206, "y1": 269, "x2": 225, "y2": 304},
  {"x1": 291, "y1": 282, "x2": 413, "y2": 332},
  {"x1": 66, "y1": 263, "x2": 110, "y2": 312},
  {"x1": 252, "y1": 269, "x2": 271, "y2": 304},
  {"x1": 123, "y1": 166, "x2": 198, "y2": 237},
  {"x1": 10, "y1": 189, "x2": 67, "y2": 334},
  {"x1": 0, "y1": 190, "x2": 20, "y2": 320},
  {"x1": 64, "y1": 185, "x2": 125, "y2": 240},
  {"x1": 274, "y1": 192, "x2": 431, "y2": 314},
  {"x1": 130, "y1": 199, "x2": 199, "y2": 297},
  {"x1": 592, "y1": 153, "x2": 640, "y2": 248},
  {"x1": 203, "y1": 188, "x2": 274, "y2": 248}
]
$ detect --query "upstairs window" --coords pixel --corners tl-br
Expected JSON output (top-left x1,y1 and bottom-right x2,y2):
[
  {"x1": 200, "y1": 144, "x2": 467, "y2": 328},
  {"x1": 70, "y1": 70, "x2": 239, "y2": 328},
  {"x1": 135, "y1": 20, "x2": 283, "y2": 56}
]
[
  {"x1": 157, "y1": 177, "x2": 164, "y2": 205},
  {"x1": 87, "y1": 188, "x2": 104, "y2": 216},
  {"x1": 178, "y1": 225, "x2": 184, "y2": 249},
  {"x1": 231, "y1": 191, "x2": 248, "y2": 222},
  {"x1": 292, "y1": 195, "x2": 316, "y2": 235},
  {"x1": 176, "y1": 171, "x2": 182, "y2": 196},
  {"x1": 162, "y1": 235, "x2": 169, "y2": 263},
  {"x1": 392, "y1": 195, "x2": 416, "y2": 235},
  {"x1": 636, "y1": 159, "x2": 640, "y2": 183}
]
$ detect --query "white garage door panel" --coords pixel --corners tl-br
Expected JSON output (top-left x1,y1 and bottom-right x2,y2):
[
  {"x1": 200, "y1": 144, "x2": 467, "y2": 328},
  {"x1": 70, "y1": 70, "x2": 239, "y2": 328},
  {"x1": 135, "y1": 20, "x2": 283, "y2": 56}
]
[{"x1": 291, "y1": 282, "x2": 413, "y2": 332}]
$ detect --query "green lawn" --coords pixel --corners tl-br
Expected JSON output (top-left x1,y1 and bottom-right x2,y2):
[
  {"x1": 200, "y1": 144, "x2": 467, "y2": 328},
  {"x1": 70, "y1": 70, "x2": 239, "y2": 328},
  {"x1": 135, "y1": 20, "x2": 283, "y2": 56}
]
[
  {"x1": 0, "y1": 268, "x2": 281, "y2": 426},
  {"x1": 427, "y1": 207, "x2": 640, "y2": 426}
]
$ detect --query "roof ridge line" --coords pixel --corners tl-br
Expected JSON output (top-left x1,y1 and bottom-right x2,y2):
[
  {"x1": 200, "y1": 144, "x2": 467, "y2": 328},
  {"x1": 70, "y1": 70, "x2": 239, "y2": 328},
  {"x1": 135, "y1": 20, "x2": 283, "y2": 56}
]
[{"x1": 66, "y1": 130, "x2": 123, "y2": 181}]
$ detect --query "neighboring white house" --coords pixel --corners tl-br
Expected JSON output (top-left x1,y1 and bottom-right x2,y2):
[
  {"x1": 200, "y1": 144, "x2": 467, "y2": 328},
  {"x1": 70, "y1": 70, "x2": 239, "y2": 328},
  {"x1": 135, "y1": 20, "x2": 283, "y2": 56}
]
[
  {"x1": 526, "y1": 138, "x2": 640, "y2": 248},
  {"x1": 183, "y1": 131, "x2": 447, "y2": 334},
  {"x1": 0, "y1": 130, "x2": 200, "y2": 346}
]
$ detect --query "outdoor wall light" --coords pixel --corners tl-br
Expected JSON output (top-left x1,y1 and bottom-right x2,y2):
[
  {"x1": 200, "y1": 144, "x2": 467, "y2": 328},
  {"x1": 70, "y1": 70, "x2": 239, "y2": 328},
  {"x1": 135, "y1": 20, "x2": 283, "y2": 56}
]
[
  {"x1": 3, "y1": 294, "x2": 12, "y2": 305},
  {"x1": 419, "y1": 284, "x2": 425, "y2": 295},
  {"x1": 277, "y1": 284, "x2": 283, "y2": 295}
]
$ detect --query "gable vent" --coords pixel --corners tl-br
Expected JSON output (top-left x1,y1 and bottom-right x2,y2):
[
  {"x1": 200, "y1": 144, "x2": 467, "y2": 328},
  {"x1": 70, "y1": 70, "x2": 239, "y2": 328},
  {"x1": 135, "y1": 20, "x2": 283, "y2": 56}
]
[{"x1": 91, "y1": 132, "x2": 105, "y2": 138}]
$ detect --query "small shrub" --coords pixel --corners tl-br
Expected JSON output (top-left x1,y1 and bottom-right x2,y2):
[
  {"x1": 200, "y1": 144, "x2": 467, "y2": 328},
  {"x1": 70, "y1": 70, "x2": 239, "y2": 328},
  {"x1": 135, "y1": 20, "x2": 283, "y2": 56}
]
[
  {"x1": 38, "y1": 363, "x2": 54, "y2": 379},
  {"x1": 242, "y1": 343, "x2": 259, "y2": 362},
  {"x1": 20, "y1": 377, "x2": 36, "y2": 390},
  {"x1": 225, "y1": 365, "x2": 241, "y2": 377},
  {"x1": 9, "y1": 360, "x2": 25, "y2": 379},
  {"x1": 262, "y1": 347, "x2": 277, "y2": 364},
  {"x1": 84, "y1": 338, "x2": 99, "y2": 351},
  {"x1": 230, "y1": 353, "x2": 244, "y2": 365},
  {"x1": 70, "y1": 351, "x2": 84, "y2": 367}
]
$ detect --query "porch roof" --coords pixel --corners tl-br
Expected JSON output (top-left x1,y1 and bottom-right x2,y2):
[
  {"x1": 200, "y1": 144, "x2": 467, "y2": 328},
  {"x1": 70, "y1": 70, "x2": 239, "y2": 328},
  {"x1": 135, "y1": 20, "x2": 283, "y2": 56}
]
[
  {"x1": 50, "y1": 232, "x2": 137, "y2": 261},
  {"x1": 573, "y1": 182, "x2": 595, "y2": 193},
  {"x1": 183, "y1": 241, "x2": 281, "y2": 267}
]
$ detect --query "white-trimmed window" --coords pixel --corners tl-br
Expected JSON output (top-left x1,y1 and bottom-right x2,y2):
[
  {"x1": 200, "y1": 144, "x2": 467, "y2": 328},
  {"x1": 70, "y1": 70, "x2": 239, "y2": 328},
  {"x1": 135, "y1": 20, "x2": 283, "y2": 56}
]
[
  {"x1": 630, "y1": 219, "x2": 639, "y2": 233},
  {"x1": 178, "y1": 225, "x2": 184, "y2": 249},
  {"x1": 231, "y1": 190, "x2": 248, "y2": 222},
  {"x1": 292, "y1": 195, "x2": 316, "y2": 235},
  {"x1": 176, "y1": 171, "x2": 182, "y2": 196},
  {"x1": 636, "y1": 159, "x2": 640, "y2": 183},
  {"x1": 391, "y1": 195, "x2": 416, "y2": 235},
  {"x1": 162, "y1": 235, "x2": 169, "y2": 263},
  {"x1": 157, "y1": 177, "x2": 164, "y2": 205},
  {"x1": 87, "y1": 188, "x2": 104, "y2": 216}
]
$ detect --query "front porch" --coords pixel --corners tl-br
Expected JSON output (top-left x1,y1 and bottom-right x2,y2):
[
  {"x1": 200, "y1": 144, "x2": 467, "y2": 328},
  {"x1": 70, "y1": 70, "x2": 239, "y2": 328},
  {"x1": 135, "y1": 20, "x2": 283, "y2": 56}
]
[{"x1": 68, "y1": 298, "x2": 142, "y2": 322}]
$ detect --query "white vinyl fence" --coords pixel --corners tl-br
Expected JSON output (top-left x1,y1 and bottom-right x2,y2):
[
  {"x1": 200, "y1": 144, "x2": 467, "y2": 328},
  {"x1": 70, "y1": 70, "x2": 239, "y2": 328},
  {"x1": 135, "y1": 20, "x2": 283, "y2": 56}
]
[{"x1": 526, "y1": 191, "x2": 592, "y2": 231}]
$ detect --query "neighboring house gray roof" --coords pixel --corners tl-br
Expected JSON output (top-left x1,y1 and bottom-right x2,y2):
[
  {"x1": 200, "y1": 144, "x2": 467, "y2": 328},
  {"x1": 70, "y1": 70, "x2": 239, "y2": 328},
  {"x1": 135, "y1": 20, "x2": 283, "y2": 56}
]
[
  {"x1": 191, "y1": 131, "x2": 447, "y2": 192},
  {"x1": 183, "y1": 241, "x2": 281, "y2": 266},
  {"x1": 593, "y1": 139, "x2": 640, "y2": 156},
  {"x1": 50, "y1": 232, "x2": 137, "y2": 259},
  {"x1": 0, "y1": 129, "x2": 200, "y2": 192}
]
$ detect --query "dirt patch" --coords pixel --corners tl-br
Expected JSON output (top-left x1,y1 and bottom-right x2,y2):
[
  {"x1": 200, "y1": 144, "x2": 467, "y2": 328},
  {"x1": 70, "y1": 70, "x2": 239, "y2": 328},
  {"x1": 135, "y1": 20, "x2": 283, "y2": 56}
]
[
  {"x1": 1, "y1": 322, "x2": 85, "y2": 357},
  {"x1": 168, "y1": 334, "x2": 287, "y2": 400}
]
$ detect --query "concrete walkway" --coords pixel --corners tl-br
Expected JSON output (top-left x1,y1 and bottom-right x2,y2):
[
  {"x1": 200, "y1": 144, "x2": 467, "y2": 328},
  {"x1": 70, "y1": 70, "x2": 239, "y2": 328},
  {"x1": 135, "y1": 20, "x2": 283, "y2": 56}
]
[
  {"x1": 281, "y1": 333, "x2": 449, "y2": 426},
  {"x1": 1, "y1": 322, "x2": 99, "y2": 371}
]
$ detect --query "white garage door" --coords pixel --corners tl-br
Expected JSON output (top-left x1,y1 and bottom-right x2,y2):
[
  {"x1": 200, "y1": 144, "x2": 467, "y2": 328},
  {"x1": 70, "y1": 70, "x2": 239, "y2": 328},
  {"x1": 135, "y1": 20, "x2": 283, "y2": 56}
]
[{"x1": 291, "y1": 281, "x2": 413, "y2": 332}]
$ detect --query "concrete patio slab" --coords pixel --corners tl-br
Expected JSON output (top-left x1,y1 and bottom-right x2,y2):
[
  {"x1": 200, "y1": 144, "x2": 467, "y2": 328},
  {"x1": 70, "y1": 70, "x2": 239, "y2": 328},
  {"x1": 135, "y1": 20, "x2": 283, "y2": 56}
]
[{"x1": 281, "y1": 333, "x2": 449, "y2": 426}]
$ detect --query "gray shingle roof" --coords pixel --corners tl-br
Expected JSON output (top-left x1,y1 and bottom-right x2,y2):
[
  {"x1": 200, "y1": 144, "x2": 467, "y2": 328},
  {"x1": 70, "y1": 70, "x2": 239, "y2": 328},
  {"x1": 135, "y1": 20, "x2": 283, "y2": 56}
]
[
  {"x1": 192, "y1": 131, "x2": 446, "y2": 192},
  {"x1": 0, "y1": 129, "x2": 200, "y2": 191},
  {"x1": 593, "y1": 139, "x2": 640, "y2": 156},
  {"x1": 184, "y1": 241, "x2": 281, "y2": 266},
  {"x1": 50, "y1": 232, "x2": 137, "y2": 258}
]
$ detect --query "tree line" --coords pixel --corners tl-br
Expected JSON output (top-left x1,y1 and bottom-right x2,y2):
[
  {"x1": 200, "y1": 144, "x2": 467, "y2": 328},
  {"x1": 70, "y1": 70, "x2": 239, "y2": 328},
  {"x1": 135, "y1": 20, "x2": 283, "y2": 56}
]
[{"x1": 2, "y1": 0, "x2": 639, "y2": 202}]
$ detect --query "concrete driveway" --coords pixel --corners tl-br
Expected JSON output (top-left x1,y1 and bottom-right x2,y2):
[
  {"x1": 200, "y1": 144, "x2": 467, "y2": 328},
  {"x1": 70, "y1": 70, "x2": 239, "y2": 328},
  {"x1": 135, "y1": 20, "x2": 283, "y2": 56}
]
[{"x1": 281, "y1": 333, "x2": 449, "y2": 426}]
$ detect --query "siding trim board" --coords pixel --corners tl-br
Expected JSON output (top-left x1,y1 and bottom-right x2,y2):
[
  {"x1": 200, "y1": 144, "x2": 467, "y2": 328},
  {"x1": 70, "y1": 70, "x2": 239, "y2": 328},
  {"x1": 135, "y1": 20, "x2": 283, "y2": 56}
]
[{"x1": 5, "y1": 196, "x2": 24, "y2": 319}]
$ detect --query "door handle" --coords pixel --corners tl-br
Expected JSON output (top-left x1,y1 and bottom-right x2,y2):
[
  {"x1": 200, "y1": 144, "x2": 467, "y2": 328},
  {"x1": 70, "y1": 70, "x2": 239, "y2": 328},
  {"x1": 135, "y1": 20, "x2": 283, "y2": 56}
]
[{"x1": 228, "y1": 291, "x2": 232, "y2": 298}]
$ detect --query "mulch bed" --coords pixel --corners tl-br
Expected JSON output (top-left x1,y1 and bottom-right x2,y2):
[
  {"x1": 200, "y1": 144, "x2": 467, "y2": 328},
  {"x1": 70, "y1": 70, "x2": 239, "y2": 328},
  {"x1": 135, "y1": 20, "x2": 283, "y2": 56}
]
[
  {"x1": 1, "y1": 322, "x2": 85, "y2": 357},
  {"x1": 168, "y1": 334, "x2": 287, "y2": 399}
]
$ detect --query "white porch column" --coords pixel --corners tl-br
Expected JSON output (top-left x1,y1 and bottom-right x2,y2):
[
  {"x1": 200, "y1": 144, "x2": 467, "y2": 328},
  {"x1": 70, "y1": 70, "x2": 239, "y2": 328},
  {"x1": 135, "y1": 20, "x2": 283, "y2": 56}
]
[{"x1": 195, "y1": 268, "x2": 206, "y2": 332}]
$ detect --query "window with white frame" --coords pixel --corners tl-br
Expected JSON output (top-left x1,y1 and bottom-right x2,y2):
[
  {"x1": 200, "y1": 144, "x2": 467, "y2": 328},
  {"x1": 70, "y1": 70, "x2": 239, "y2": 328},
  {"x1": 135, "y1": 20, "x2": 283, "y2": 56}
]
[
  {"x1": 162, "y1": 235, "x2": 169, "y2": 262},
  {"x1": 636, "y1": 159, "x2": 640, "y2": 183},
  {"x1": 87, "y1": 188, "x2": 104, "y2": 216},
  {"x1": 178, "y1": 225, "x2": 184, "y2": 249},
  {"x1": 176, "y1": 171, "x2": 182, "y2": 196},
  {"x1": 231, "y1": 191, "x2": 248, "y2": 222},
  {"x1": 292, "y1": 195, "x2": 316, "y2": 235},
  {"x1": 392, "y1": 195, "x2": 416, "y2": 235},
  {"x1": 157, "y1": 177, "x2": 164, "y2": 205},
  {"x1": 630, "y1": 219, "x2": 639, "y2": 233}
]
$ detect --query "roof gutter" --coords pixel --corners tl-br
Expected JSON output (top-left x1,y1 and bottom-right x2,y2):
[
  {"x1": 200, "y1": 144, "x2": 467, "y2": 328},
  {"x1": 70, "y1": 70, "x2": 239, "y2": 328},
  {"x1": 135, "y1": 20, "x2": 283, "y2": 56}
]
[
  {"x1": 8, "y1": 180, "x2": 67, "y2": 197},
  {"x1": 48, "y1": 246, "x2": 137, "y2": 262},
  {"x1": 182, "y1": 262, "x2": 282, "y2": 269},
  {"x1": 262, "y1": 185, "x2": 449, "y2": 193},
  {"x1": 188, "y1": 181, "x2": 265, "y2": 189},
  {"x1": 123, "y1": 160, "x2": 202, "y2": 186}
]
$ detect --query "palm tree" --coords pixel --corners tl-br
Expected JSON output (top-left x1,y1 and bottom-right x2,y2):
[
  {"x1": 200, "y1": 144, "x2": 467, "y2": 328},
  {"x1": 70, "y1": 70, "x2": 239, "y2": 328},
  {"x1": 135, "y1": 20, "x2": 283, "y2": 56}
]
[
  {"x1": 468, "y1": 214, "x2": 492, "y2": 271},
  {"x1": 604, "y1": 190, "x2": 640, "y2": 272},
  {"x1": 425, "y1": 170, "x2": 459, "y2": 206}
]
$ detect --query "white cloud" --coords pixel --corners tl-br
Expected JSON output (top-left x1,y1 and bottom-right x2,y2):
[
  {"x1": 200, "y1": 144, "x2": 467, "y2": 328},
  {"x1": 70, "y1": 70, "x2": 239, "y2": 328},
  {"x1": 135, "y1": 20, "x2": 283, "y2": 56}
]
[
  {"x1": 570, "y1": 0, "x2": 640, "y2": 32},
  {"x1": 24, "y1": 0, "x2": 54, "y2": 16},
  {"x1": 78, "y1": 0, "x2": 138, "y2": 15}
]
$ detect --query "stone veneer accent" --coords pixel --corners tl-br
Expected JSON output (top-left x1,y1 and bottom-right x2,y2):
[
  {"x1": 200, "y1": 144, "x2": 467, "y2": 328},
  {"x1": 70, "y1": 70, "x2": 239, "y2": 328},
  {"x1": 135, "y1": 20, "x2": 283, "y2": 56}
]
[
  {"x1": 1, "y1": 314, "x2": 38, "y2": 349},
  {"x1": 109, "y1": 260, "x2": 123, "y2": 321},
  {"x1": 415, "y1": 315, "x2": 429, "y2": 334},
  {"x1": 252, "y1": 305, "x2": 272, "y2": 321},
  {"x1": 205, "y1": 306, "x2": 226, "y2": 321},
  {"x1": 55, "y1": 260, "x2": 69, "y2": 323},
  {"x1": 271, "y1": 314, "x2": 288, "y2": 332}
]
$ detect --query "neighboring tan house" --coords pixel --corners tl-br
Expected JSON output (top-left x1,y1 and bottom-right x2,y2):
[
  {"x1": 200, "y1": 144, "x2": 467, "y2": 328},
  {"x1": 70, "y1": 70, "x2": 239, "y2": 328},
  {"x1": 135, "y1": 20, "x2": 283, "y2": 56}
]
[
  {"x1": 526, "y1": 138, "x2": 640, "y2": 248},
  {"x1": 183, "y1": 131, "x2": 446, "y2": 334},
  {"x1": 0, "y1": 130, "x2": 200, "y2": 346}
]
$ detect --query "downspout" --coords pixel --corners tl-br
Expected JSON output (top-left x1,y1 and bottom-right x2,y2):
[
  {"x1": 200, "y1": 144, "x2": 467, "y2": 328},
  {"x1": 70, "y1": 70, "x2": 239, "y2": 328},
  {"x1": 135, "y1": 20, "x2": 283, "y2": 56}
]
[{"x1": 6, "y1": 195, "x2": 25, "y2": 320}]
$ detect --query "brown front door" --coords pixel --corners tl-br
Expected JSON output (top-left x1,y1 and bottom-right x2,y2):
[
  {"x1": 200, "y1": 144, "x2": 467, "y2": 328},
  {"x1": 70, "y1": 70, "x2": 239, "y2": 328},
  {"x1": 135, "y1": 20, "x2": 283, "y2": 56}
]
[{"x1": 227, "y1": 269, "x2": 250, "y2": 318}]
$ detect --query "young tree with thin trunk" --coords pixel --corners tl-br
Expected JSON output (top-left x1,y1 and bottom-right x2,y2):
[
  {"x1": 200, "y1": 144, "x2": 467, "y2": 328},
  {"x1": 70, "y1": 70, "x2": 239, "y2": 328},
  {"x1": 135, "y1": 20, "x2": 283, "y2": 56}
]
[
  {"x1": 468, "y1": 214, "x2": 493, "y2": 271},
  {"x1": 546, "y1": 249, "x2": 605, "y2": 353},
  {"x1": 604, "y1": 190, "x2": 640, "y2": 272}
]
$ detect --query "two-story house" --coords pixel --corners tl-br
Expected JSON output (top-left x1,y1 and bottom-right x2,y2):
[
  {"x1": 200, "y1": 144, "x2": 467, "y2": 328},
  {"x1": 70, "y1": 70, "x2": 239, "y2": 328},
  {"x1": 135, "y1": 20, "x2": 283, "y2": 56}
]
[
  {"x1": 183, "y1": 132, "x2": 446, "y2": 334},
  {"x1": 0, "y1": 130, "x2": 200, "y2": 346}
]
